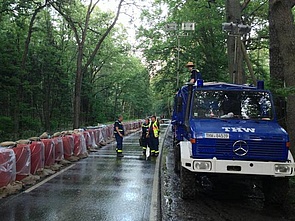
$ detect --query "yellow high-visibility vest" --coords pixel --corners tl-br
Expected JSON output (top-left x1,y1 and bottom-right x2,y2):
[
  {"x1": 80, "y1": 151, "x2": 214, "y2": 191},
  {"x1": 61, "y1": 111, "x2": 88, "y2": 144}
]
[{"x1": 149, "y1": 121, "x2": 159, "y2": 138}]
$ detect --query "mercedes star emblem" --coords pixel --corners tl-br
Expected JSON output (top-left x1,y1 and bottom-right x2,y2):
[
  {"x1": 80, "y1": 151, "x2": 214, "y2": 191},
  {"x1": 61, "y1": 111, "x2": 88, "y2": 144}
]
[{"x1": 233, "y1": 140, "x2": 249, "y2": 156}]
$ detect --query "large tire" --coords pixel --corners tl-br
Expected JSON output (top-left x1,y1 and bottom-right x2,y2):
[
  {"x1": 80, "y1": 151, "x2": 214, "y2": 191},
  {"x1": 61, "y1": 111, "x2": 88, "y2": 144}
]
[
  {"x1": 174, "y1": 142, "x2": 181, "y2": 174},
  {"x1": 180, "y1": 167, "x2": 196, "y2": 199},
  {"x1": 262, "y1": 177, "x2": 289, "y2": 205}
]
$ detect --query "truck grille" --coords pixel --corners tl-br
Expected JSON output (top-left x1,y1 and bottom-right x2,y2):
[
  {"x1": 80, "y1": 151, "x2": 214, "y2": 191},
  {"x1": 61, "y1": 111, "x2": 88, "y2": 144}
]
[{"x1": 195, "y1": 139, "x2": 288, "y2": 162}]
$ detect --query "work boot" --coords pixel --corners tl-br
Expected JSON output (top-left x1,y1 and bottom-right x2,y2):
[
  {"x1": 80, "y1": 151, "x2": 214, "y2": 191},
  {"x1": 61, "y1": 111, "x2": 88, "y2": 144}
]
[{"x1": 117, "y1": 152, "x2": 124, "y2": 158}]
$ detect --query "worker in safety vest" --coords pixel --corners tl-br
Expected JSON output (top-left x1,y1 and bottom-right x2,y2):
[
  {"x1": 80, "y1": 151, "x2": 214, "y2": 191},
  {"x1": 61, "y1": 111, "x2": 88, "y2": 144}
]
[
  {"x1": 141, "y1": 118, "x2": 150, "y2": 156},
  {"x1": 185, "y1": 61, "x2": 202, "y2": 84},
  {"x1": 114, "y1": 115, "x2": 125, "y2": 157},
  {"x1": 147, "y1": 115, "x2": 160, "y2": 157}
]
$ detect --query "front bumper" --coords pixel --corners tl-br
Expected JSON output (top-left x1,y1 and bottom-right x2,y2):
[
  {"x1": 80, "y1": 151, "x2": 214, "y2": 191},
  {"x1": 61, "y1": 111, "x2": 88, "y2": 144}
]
[{"x1": 180, "y1": 141, "x2": 295, "y2": 177}]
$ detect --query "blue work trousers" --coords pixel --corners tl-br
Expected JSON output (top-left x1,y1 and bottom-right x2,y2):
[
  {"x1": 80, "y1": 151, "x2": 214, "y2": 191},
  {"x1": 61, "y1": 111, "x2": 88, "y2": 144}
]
[
  {"x1": 115, "y1": 134, "x2": 123, "y2": 152},
  {"x1": 149, "y1": 137, "x2": 159, "y2": 153}
]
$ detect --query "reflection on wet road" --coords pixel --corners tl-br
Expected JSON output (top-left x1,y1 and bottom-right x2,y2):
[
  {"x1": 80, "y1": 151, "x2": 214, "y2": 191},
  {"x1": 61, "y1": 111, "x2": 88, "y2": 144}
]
[{"x1": 0, "y1": 131, "x2": 157, "y2": 221}]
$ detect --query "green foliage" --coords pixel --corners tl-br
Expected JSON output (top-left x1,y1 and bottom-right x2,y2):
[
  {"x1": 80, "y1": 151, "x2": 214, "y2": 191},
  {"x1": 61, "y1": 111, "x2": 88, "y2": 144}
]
[
  {"x1": 0, "y1": 1, "x2": 152, "y2": 141},
  {"x1": 138, "y1": 0, "x2": 272, "y2": 116},
  {"x1": 0, "y1": 0, "x2": 282, "y2": 140},
  {"x1": 138, "y1": 0, "x2": 230, "y2": 116},
  {"x1": 0, "y1": 116, "x2": 14, "y2": 141}
]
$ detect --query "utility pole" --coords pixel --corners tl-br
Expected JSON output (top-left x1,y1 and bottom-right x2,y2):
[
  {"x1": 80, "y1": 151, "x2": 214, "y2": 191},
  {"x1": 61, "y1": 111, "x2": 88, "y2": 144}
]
[
  {"x1": 223, "y1": 22, "x2": 251, "y2": 85},
  {"x1": 225, "y1": 0, "x2": 243, "y2": 84},
  {"x1": 166, "y1": 22, "x2": 195, "y2": 88},
  {"x1": 177, "y1": 35, "x2": 180, "y2": 88}
]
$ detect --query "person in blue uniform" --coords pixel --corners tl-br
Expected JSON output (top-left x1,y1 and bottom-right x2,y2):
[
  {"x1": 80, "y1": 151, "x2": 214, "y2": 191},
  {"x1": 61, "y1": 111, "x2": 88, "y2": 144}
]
[
  {"x1": 141, "y1": 118, "x2": 150, "y2": 156},
  {"x1": 185, "y1": 62, "x2": 202, "y2": 83},
  {"x1": 114, "y1": 115, "x2": 124, "y2": 157}
]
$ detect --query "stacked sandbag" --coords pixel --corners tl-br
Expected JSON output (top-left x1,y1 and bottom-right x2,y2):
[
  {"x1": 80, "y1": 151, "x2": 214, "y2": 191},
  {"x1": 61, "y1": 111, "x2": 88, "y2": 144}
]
[
  {"x1": 73, "y1": 131, "x2": 88, "y2": 159},
  {"x1": 105, "y1": 125, "x2": 113, "y2": 141},
  {"x1": 86, "y1": 130, "x2": 98, "y2": 151},
  {"x1": 38, "y1": 133, "x2": 56, "y2": 176},
  {"x1": 52, "y1": 133, "x2": 64, "y2": 162},
  {"x1": 41, "y1": 139, "x2": 55, "y2": 167},
  {"x1": 0, "y1": 144, "x2": 16, "y2": 188},
  {"x1": 83, "y1": 131, "x2": 92, "y2": 149},
  {"x1": 0, "y1": 143, "x2": 20, "y2": 199},
  {"x1": 12, "y1": 140, "x2": 31, "y2": 181},
  {"x1": 100, "y1": 127, "x2": 107, "y2": 145},
  {"x1": 28, "y1": 139, "x2": 45, "y2": 175},
  {"x1": 61, "y1": 132, "x2": 79, "y2": 162}
]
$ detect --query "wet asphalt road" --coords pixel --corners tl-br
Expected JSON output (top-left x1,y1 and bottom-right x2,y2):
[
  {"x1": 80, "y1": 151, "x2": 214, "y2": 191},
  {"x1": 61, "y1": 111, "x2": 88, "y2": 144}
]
[
  {"x1": 0, "y1": 131, "x2": 163, "y2": 221},
  {"x1": 4, "y1": 124, "x2": 295, "y2": 221}
]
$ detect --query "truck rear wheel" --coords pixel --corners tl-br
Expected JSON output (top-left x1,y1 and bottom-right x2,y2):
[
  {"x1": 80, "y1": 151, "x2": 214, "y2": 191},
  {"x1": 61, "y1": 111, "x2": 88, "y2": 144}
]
[
  {"x1": 174, "y1": 143, "x2": 180, "y2": 174},
  {"x1": 180, "y1": 167, "x2": 196, "y2": 199},
  {"x1": 262, "y1": 177, "x2": 289, "y2": 205}
]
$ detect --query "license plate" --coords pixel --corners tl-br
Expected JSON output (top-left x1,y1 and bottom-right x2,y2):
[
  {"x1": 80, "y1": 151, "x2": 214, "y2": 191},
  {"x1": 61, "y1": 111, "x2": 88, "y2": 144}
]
[{"x1": 205, "y1": 133, "x2": 229, "y2": 139}]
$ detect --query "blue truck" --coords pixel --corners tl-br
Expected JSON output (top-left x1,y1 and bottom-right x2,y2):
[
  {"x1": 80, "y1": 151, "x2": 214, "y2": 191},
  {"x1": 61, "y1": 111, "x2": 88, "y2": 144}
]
[{"x1": 172, "y1": 80, "x2": 294, "y2": 203}]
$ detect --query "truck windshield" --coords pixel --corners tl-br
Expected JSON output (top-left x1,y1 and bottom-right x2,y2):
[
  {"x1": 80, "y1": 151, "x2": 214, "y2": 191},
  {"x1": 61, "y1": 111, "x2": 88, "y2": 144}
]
[{"x1": 193, "y1": 90, "x2": 273, "y2": 120}]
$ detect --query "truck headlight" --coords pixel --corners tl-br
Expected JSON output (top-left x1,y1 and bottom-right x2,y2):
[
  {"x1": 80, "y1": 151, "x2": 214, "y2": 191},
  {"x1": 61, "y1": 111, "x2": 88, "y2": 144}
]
[
  {"x1": 274, "y1": 164, "x2": 292, "y2": 174},
  {"x1": 194, "y1": 161, "x2": 212, "y2": 171}
]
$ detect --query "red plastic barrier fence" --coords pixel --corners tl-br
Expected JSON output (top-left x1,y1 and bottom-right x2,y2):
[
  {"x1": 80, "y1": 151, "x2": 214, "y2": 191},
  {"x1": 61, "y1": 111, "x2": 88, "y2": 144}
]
[
  {"x1": 29, "y1": 141, "x2": 45, "y2": 175},
  {"x1": 62, "y1": 135, "x2": 74, "y2": 160},
  {"x1": 0, "y1": 148, "x2": 16, "y2": 188},
  {"x1": 124, "y1": 123, "x2": 130, "y2": 131},
  {"x1": 11, "y1": 144, "x2": 31, "y2": 181},
  {"x1": 73, "y1": 133, "x2": 87, "y2": 156},
  {"x1": 101, "y1": 127, "x2": 107, "y2": 142},
  {"x1": 73, "y1": 134, "x2": 82, "y2": 156},
  {"x1": 95, "y1": 129, "x2": 104, "y2": 145},
  {"x1": 93, "y1": 130, "x2": 99, "y2": 146},
  {"x1": 80, "y1": 135, "x2": 87, "y2": 155},
  {"x1": 83, "y1": 131, "x2": 92, "y2": 148},
  {"x1": 53, "y1": 137, "x2": 64, "y2": 162},
  {"x1": 88, "y1": 130, "x2": 97, "y2": 148},
  {"x1": 42, "y1": 139, "x2": 55, "y2": 167}
]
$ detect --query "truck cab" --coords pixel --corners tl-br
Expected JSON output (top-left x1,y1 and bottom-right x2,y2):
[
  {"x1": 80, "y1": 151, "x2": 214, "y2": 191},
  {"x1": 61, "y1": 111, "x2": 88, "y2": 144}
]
[{"x1": 172, "y1": 80, "x2": 294, "y2": 203}]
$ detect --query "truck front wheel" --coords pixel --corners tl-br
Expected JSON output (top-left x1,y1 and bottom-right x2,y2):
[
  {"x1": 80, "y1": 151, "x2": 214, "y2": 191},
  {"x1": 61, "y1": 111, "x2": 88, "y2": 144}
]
[
  {"x1": 180, "y1": 167, "x2": 196, "y2": 199},
  {"x1": 262, "y1": 177, "x2": 289, "y2": 205}
]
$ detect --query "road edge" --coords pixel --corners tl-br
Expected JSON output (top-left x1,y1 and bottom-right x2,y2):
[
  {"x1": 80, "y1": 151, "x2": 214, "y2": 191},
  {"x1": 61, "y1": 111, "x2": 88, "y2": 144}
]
[{"x1": 149, "y1": 124, "x2": 170, "y2": 221}]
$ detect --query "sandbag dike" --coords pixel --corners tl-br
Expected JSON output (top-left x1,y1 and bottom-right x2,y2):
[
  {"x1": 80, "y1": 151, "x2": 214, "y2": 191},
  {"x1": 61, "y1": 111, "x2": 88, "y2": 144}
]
[{"x1": 0, "y1": 121, "x2": 142, "y2": 199}]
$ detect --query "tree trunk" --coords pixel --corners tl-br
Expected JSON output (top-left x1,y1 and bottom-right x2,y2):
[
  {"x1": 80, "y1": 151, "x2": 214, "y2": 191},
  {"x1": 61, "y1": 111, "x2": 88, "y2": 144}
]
[
  {"x1": 73, "y1": 44, "x2": 84, "y2": 128},
  {"x1": 269, "y1": 0, "x2": 295, "y2": 153},
  {"x1": 13, "y1": 2, "x2": 48, "y2": 137},
  {"x1": 269, "y1": 0, "x2": 286, "y2": 129}
]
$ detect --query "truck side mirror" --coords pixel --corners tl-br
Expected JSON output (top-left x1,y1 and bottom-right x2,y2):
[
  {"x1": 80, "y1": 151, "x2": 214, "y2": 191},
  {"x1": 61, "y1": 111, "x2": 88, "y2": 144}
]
[{"x1": 176, "y1": 97, "x2": 183, "y2": 113}]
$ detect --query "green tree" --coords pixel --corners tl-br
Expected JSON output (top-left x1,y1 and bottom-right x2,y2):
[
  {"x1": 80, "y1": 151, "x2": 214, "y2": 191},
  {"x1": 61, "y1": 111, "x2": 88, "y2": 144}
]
[{"x1": 50, "y1": 0, "x2": 124, "y2": 128}]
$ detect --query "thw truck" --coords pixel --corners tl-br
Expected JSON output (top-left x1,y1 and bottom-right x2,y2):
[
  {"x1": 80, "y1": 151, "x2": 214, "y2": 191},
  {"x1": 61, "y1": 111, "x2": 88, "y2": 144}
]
[{"x1": 172, "y1": 80, "x2": 294, "y2": 204}]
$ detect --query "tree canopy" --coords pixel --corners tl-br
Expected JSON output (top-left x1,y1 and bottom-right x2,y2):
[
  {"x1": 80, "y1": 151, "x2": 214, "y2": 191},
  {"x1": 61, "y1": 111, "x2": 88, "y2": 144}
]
[
  {"x1": 1, "y1": 0, "x2": 295, "y2": 147},
  {"x1": 0, "y1": 0, "x2": 151, "y2": 140}
]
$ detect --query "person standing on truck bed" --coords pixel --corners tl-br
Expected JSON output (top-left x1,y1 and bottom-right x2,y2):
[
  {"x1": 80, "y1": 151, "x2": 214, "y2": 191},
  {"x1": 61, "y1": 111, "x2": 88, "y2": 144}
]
[
  {"x1": 114, "y1": 115, "x2": 124, "y2": 157},
  {"x1": 148, "y1": 115, "x2": 160, "y2": 157},
  {"x1": 185, "y1": 61, "x2": 202, "y2": 84}
]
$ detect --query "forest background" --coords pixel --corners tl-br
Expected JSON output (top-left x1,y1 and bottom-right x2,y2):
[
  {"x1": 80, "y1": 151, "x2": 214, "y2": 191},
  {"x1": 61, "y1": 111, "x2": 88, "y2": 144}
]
[{"x1": 0, "y1": 0, "x2": 294, "y2": 146}]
